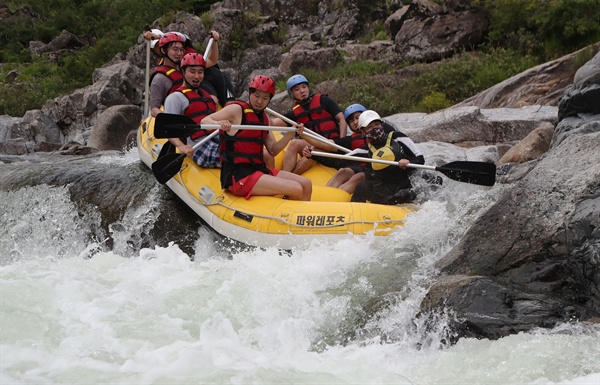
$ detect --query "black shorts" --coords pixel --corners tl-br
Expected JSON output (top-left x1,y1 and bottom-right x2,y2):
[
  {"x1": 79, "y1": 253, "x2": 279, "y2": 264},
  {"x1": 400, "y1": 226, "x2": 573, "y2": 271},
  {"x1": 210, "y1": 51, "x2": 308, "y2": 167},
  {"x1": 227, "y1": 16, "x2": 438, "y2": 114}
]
[{"x1": 351, "y1": 179, "x2": 413, "y2": 204}]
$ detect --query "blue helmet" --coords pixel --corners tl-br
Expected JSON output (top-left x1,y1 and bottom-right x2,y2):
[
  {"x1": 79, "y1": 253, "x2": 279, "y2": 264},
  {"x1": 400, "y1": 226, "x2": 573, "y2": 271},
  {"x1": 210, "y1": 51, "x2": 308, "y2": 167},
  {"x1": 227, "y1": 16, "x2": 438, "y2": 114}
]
[
  {"x1": 343, "y1": 103, "x2": 367, "y2": 122},
  {"x1": 286, "y1": 74, "x2": 310, "y2": 100}
]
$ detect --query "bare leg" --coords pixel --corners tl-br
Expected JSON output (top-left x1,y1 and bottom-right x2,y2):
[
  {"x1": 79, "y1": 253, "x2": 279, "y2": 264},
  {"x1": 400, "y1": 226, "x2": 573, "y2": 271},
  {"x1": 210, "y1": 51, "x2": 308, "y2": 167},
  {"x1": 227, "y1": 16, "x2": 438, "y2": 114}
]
[
  {"x1": 327, "y1": 168, "x2": 355, "y2": 188},
  {"x1": 282, "y1": 139, "x2": 308, "y2": 172},
  {"x1": 251, "y1": 171, "x2": 312, "y2": 201},
  {"x1": 338, "y1": 172, "x2": 365, "y2": 194},
  {"x1": 263, "y1": 148, "x2": 275, "y2": 169},
  {"x1": 292, "y1": 157, "x2": 314, "y2": 175}
]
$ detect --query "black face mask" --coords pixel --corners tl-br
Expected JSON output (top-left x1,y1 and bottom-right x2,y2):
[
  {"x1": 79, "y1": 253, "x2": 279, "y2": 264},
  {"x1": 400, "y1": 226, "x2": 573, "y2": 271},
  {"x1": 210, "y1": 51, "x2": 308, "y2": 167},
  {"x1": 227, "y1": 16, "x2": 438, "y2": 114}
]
[{"x1": 366, "y1": 125, "x2": 385, "y2": 144}]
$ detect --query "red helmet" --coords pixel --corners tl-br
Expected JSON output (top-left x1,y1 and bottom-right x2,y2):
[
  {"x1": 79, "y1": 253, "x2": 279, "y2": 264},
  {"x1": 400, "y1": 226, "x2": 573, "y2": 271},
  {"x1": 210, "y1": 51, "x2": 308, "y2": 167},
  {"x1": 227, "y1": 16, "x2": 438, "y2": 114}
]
[
  {"x1": 248, "y1": 75, "x2": 276, "y2": 97},
  {"x1": 158, "y1": 32, "x2": 185, "y2": 48},
  {"x1": 180, "y1": 53, "x2": 206, "y2": 70}
]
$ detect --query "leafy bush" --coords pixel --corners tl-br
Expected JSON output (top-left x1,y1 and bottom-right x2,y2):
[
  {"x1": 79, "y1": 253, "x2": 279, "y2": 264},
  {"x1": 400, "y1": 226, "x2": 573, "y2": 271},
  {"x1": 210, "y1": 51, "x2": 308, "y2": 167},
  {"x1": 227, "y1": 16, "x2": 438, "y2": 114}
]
[
  {"x1": 474, "y1": 0, "x2": 600, "y2": 60},
  {"x1": 357, "y1": 22, "x2": 389, "y2": 44},
  {"x1": 283, "y1": 48, "x2": 540, "y2": 116},
  {"x1": 417, "y1": 92, "x2": 453, "y2": 112},
  {"x1": 0, "y1": 0, "x2": 217, "y2": 115},
  {"x1": 406, "y1": 48, "x2": 539, "y2": 105}
]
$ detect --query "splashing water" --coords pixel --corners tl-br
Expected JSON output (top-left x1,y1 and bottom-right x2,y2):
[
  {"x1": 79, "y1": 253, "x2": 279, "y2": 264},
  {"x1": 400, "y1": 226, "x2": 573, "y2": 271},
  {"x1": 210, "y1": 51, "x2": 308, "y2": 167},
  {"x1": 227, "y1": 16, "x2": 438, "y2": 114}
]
[{"x1": 1, "y1": 152, "x2": 599, "y2": 384}]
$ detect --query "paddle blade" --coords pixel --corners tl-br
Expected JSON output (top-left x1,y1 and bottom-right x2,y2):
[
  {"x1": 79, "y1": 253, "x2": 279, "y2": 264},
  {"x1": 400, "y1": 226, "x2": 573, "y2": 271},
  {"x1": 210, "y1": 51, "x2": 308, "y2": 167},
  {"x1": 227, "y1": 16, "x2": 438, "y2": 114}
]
[
  {"x1": 151, "y1": 153, "x2": 186, "y2": 184},
  {"x1": 154, "y1": 113, "x2": 201, "y2": 138},
  {"x1": 436, "y1": 161, "x2": 496, "y2": 186},
  {"x1": 157, "y1": 140, "x2": 176, "y2": 159}
]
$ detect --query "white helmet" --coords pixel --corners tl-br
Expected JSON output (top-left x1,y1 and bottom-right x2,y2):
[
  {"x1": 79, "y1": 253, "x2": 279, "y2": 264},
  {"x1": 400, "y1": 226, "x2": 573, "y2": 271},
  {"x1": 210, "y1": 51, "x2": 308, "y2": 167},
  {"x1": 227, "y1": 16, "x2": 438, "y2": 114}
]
[
  {"x1": 149, "y1": 29, "x2": 164, "y2": 49},
  {"x1": 358, "y1": 110, "x2": 381, "y2": 129}
]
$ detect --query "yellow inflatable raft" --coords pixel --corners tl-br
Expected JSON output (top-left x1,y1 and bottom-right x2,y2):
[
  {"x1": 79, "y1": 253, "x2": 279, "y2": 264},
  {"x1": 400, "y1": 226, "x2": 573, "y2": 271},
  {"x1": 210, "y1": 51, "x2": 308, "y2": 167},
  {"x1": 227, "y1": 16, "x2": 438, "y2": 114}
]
[{"x1": 137, "y1": 115, "x2": 414, "y2": 249}]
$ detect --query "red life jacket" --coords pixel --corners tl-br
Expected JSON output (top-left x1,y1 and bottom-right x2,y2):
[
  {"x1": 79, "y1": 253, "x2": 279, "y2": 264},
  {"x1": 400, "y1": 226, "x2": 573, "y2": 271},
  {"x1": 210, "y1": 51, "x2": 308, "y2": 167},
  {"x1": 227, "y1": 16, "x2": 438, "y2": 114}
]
[
  {"x1": 176, "y1": 87, "x2": 217, "y2": 139},
  {"x1": 219, "y1": 101, "x2": 269, "y2": 166},
  {"x1": 291, "y1": 94, "x2": 339, "y2": 139},
  {"x1": 348, "y1": 131, "x2": 367, "y2": 150},
  {"x1": 150, "y1": 65, "x2": 183, "y2": 95}
]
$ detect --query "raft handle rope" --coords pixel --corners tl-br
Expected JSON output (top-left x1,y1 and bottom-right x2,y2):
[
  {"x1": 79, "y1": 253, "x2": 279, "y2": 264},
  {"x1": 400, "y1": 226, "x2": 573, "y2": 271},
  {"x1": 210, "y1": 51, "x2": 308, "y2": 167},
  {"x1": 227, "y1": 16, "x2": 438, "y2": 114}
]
[
  {"x1": 170, "y1": 170, "x2": 405, "y2": 228},
  {"x1": 201, "y1": 195, "x2": 405, "y2": 229}
]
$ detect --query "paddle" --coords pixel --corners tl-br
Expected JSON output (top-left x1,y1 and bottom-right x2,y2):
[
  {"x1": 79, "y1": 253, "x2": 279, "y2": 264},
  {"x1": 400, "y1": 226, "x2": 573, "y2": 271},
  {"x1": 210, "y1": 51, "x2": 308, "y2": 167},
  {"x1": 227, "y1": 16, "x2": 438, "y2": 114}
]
[
  {"x1": 143, "y1": 25, "x2": 151, "y2": 117},
  {"x1": 310, "y1": 151, "x2": 496, "y2": 186},
  {"x1": 203, "y1": 36, "x2": 214, "y2": 61},
  {"x1": 154, "y1": 112, "x2": 295, "y2": 139},
  {"x1": 151, "y1": 130, "x2": 219, "y2": 184}
]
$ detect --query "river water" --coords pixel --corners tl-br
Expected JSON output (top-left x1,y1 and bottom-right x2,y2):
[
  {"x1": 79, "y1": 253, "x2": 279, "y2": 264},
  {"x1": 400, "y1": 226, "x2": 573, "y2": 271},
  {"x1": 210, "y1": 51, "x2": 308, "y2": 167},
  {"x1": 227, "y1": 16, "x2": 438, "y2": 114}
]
[{"x1": 1, "y1": 150, "x2": 599, "y2": 384}]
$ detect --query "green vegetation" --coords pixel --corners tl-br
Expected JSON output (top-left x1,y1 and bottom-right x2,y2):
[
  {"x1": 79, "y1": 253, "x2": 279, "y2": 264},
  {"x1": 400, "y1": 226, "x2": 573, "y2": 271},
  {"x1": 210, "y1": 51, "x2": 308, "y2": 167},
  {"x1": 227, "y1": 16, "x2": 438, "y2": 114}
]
[
  {"x1": 473, "y1": 0, "x2": 600, "y2": 60},
  {"x1": 229, "y1": 11, "x2": 263, "y2": 55},
  {"x1": 1, "y1": 0, "x2": 599, "y2": 117},
  {"x1": 357, "y1": 22, "x2": 388, "y2": 44},
  {"x1": 0, "y1": 0, "x2": 216, "y2": 116},
  {"x1": 284, "y1": 48, "x2": 538, "y2": 116}
]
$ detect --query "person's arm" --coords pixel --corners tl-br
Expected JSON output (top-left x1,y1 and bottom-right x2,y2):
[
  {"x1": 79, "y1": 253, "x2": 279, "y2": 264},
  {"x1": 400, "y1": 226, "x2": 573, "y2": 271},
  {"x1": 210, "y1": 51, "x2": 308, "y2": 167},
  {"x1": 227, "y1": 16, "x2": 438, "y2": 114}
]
[
  {"x1": 393, "y1": 132, "x2": 425, "y2": 165},
  {"x1": 265, "y1": 130, "x2": 296, "y2": 157},
  {"x1": 333, "y1": 111, "x2": 347, "y2": 137},
  {"x1": 168, "y1": 137, "x2": 194, "y2": 158},
  {"x1": 320, "y1": 95, "x2": 346, "y2": 136},
  {"x1": 301, "y1": 133, "x2": 337, "y2": 152},
  {"x1": 162, "y1": 94, "x2": 195, "y2": 157},
  {"x1": 201, "y1": 103, "x2": 243, "y2": 133},
  {"x1": 270, "y1": 110, "x2": 295, "y2": 127},
  {"x1": 270, "y1": 117, "x2": 288, "y2": 127},
  {"x1": 265, "y1": 118, "x2": 302, "y2": 156},
  {"x1": 163, "y1": 92, "x2": 187, "y2": 116},
  {"x1": 149, "y1": 74, "x2": 171, "y2": 117},
  {"x1": 205, "y1": 31, "x2": 220, "y2": 68}
]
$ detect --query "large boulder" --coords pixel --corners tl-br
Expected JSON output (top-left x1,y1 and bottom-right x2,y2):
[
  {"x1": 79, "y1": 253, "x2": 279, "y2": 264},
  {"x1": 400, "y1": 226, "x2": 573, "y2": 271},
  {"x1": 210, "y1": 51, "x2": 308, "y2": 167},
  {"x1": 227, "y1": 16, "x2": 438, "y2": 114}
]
[
  {"x1": 423, "y1": 130, "x2": 600, "y2": 340},
  {"x1": 386, "y1": 105, "x2": 558, "y2": 146},
  {"x1": 498, "y1": 122, "x2": 554, "y2": 165},
  {"x1": 41, "y1": 61, "x2": 144, "y2": 145},
  {"x1": 557, "y1": 50, "x2": 600, "y2": 121},
  {"x1": 29, "y1": 29, "x2": 93, "y2": 58},
  {"x1": 418, "y1": 50, "x2": 600, "y2": 341},
  {"x1": 87, "y1": 105, "x2": 142, "y2": 151},
  {"x1": 278, "y1": 47, "x2": 341, "y2": 75},
  {"x1": 0, "y1": 111, "x2": 61, "y2": 154},
  {"x1": 457, "y1": 44, "x2": 600, "y2": 109},
  {"x1": 552, "y1": 50, "x2": 600, "y2": 148},
  {"x1": 394, "y1": 9, "x2": 489, "y2": 62}
]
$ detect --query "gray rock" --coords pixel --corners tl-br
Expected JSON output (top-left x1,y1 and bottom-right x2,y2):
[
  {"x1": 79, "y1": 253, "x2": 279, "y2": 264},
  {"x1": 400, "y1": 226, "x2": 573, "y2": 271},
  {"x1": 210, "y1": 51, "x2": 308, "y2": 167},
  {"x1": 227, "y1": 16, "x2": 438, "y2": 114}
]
[
  {"x1": 0, "y1": 139, "x2": 27, "y2": 155},
  {"x1": 498, "y1": 122, "x2": 554, "y2": 164},
  {"x1": 278, "y1": 48, "x2": 341, "y2": 75},
  {"x1": 552, "y1": 116, "x2": 600, "y2": 149},
  {"x1": 574, "y1": 50, "x2": 600, "y2": 87},
  {"x1": 0, "y1": 115, "x2": 21, "y2": 142},
  {"x1": 41, "y1": 61, "x2": 144, "y2": 146},
  {"x1": 87, "y1": 105, "x2": 142, "y2": 151},
  {"x1": 387, "y1": 105, "x2": 557, "y2": 146},
  {"x1": 394, "y1": 10, "x2": 489, "y2": 62},
  {"x1": 427, "y1": 131, "x2": 600, "y2": 338},
  {"x1": 458, "y1": 43, "x2": 600, "y2": 109}
]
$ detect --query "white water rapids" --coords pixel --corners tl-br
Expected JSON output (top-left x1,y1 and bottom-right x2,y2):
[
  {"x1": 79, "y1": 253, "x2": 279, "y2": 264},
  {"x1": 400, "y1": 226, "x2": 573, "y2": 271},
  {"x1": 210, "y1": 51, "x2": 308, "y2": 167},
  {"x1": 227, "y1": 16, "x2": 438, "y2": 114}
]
[{"x1": 1, "y1": 151, "x2": 599, "y2": 384}]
